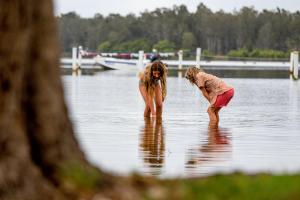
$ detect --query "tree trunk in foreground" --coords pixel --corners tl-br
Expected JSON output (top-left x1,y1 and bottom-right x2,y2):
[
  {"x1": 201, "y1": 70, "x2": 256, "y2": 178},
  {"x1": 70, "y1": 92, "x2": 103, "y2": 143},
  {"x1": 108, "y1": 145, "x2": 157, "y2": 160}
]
[{"x1": 0, "y1": 1, "x2": 141, "y2": 199}]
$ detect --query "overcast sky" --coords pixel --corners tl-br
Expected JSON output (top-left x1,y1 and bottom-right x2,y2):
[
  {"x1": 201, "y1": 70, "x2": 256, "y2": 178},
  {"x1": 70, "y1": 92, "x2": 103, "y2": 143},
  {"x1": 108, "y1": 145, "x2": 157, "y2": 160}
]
[{"x1": 54, "y1": 0, "x2": 300, "y2": 18}]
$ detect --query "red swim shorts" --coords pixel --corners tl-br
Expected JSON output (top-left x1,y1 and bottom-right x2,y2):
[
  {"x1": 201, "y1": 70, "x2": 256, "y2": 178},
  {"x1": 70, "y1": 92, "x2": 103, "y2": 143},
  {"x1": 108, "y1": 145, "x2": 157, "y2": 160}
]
[{"x1": 214, "y1": 88, "x2": 234, "y2": 108}]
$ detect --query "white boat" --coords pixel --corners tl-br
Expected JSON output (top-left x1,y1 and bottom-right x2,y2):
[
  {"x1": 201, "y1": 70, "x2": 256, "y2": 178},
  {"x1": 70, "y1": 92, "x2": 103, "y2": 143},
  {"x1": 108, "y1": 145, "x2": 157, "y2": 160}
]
[{"x1": 98, "y1": 57, "x2": 140, "y2": 70}]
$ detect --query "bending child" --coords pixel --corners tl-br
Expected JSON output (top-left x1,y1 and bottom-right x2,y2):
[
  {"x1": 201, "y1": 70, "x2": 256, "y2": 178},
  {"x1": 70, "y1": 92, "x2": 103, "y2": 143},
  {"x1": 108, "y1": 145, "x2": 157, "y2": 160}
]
[
  {"x1": 139, "y1": 61, "x2": 167, "y2": 118},
  {"x1": 185, "y1": 66, "x2": 234, "y2": 126}
]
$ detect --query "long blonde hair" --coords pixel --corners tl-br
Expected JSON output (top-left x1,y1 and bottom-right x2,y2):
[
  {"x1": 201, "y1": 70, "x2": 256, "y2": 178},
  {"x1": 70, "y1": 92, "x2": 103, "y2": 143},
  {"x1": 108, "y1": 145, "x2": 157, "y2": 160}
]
[
  {"x1": 140, "y1": 61, "x2": 168, "y2": 100},
  {"x1": 185, "y1": 66, "x2": 203, "y2": 85}
]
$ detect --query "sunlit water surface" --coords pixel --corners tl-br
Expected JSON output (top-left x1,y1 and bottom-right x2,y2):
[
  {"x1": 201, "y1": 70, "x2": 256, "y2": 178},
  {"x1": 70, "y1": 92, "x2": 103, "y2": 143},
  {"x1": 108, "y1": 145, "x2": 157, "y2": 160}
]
[{"x1": 63, "y1": 70, "x2": 300, "y2": 178}]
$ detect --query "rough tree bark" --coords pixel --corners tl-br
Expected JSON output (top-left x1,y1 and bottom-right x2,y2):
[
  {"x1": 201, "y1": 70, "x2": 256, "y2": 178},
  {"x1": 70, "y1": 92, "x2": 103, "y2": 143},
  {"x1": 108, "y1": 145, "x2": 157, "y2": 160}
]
[{"x1": 0, "y1": 1, "x2": 142, "y2": 199}]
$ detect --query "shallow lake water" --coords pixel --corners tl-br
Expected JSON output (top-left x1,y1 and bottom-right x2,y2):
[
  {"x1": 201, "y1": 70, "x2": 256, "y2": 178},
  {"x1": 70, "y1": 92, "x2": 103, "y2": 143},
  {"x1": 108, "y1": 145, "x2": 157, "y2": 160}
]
[{"x1": 63, "y1": 70, "x2": 300, "y2": 178}]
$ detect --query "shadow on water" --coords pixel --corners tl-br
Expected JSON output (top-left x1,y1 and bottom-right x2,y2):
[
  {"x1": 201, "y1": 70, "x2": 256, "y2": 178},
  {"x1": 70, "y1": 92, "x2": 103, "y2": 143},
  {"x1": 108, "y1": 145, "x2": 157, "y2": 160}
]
[
  {"x1": 139, "y1": 117, "x2": 165, "y2": 176},
  {"x1": 185, "y1": 125, "x2": 232, "y2": 172}
]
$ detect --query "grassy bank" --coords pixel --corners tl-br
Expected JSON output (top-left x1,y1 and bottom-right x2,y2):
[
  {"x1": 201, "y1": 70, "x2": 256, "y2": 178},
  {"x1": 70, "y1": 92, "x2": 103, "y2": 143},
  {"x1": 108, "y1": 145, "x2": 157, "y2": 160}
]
[{"x1": 137, "y1": 172, "x2": 300, "y2": 200}]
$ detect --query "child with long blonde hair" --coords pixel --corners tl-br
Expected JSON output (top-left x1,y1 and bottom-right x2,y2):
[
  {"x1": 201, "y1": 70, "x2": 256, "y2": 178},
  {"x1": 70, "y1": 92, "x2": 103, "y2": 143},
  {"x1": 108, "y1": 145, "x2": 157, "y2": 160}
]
[
  {"x1": 185, "y1": 66, "x2": 234, "y2": 126},
  {"x1": 139, "y1": 61, "x2": 167, "y2": 118}
]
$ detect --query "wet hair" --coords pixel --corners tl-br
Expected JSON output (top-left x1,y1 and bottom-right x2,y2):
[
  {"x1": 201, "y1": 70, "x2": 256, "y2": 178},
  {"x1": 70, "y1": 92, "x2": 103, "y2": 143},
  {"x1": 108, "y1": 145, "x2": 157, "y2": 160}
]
[
  {"x1": 140, "y1": 61, "x2": 168, "y2": 100},
  {"x1": 151, "y1": 62, "x2": 164, "y2": 79},
  {"x1": 185, "y1": 66, "x2": 204, "y2": 84}
]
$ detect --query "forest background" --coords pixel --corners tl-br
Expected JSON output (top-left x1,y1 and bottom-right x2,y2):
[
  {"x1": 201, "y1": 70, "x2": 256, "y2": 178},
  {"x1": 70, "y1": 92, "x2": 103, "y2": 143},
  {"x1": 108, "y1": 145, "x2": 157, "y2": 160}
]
[{"x1": 58, "y1": 3, "x2": 300, "y2": 59}]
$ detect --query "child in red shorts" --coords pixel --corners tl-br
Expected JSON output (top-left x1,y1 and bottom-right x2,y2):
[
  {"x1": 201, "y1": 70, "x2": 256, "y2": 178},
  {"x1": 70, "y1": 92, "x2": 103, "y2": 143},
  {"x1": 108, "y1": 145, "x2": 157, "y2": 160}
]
[{"x1": 185, "y1": 66, "x2": 234, "y2": 126}]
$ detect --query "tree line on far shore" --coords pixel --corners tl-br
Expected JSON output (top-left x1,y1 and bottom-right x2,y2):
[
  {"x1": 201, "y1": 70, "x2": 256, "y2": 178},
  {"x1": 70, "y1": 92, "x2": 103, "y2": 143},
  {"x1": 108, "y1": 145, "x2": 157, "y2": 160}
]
[{"x1": 57, "y1": 3, "x2": 300, "y2": 58}]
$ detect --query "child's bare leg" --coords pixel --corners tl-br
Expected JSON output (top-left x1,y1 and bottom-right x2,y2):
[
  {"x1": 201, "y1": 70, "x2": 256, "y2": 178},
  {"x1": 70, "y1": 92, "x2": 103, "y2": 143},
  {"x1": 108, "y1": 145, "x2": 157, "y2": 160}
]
[
  {"x1": 144, "y1": 106, "x2": 151, "y2": 117},
  {"x1": 154, "y1": 84, "x2": 163, "y2": 118},
  {"x1": 139, "y1": 85, "x2": 151, "y2": 117},
  {"x1": 207, "y1": 106, "x2": 218, "y2": 126},
  {"x1": 215, "y1": 107, "x2": 221, "y2": 124}
]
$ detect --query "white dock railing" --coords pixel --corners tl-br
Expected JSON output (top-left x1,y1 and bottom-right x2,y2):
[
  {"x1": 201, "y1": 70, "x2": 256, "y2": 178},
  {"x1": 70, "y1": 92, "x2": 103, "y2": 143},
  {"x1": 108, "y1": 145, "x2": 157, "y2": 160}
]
[
  {"x1": 63, "y1": 47, "x2": 299, "y2": 80},
  {"x1": 290, "y1": 51, "x2": 299, "y2": 80}
]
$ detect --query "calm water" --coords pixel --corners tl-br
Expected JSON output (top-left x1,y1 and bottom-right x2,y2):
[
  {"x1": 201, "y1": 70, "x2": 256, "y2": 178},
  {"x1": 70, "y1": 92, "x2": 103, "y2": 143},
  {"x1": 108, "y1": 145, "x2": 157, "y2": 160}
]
[{"x1": 63, "y1": 70, "x2": 300, "y2": 178}]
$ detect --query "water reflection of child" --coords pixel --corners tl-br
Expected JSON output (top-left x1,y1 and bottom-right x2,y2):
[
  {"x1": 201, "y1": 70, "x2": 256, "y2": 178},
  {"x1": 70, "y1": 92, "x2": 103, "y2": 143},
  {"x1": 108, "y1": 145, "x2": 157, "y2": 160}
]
[
  {"x1": 139, "y1": 61, "x2": 167, "y2": 118},
  {"x1": 185, "y1": 66, "x2": 234, "y2": 126},
  {"x1": 140, "y1": 117, "x2": 165, "y2": 174},
  {"x1": 186, "y1": 125, "x2": 231, "y2": 168}
]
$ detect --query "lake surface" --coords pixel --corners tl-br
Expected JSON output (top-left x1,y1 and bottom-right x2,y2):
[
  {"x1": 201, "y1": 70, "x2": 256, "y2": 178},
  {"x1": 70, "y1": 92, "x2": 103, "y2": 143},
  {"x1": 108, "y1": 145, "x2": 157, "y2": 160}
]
[{"x1": 63, "y1": 70, "x2": 300, "y2": 178}]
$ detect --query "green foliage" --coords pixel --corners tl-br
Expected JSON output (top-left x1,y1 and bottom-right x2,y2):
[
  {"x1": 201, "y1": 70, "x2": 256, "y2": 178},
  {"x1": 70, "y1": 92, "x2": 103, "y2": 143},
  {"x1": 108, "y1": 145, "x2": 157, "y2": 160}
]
[
  {"x1": 249, "y1": 49, "x2": 288, "y2": 58},
  {"x1": 181, "y1": 32, "x2": 197, "y2": 50},
  {"x1": 227, "y1": 48, "x2": 289, "y2": 58},
  {"x1": 98, "y1": 41, "x2": 112, "y2": 52},
  {"x1": 113, "y1": 39, "x2": 151, "y2": 52},
  {"x1": 202, "y1": 49, "x2": 214, "y2": 57},
  {"x1": 179, "y1": 173, "x2": 300, "y2": 200},
  {"x1": 227, "y1": 48, "x2": 249, "y2": 58},
  {"x1": 58, "y1": 12, "x2": 87, "y2": 52},
  {"x1": 58, "y1": 6, "x2": 300, "y2": 55},
  {"x1": 60, "y1": 161, "x2": 101, "y2": 190},
  {"x1": 153, "y1": 40, "x2": 176, "y2": 52},
  {"x1": 143, "y1": 173, "x2": 300, "y2": 200}
]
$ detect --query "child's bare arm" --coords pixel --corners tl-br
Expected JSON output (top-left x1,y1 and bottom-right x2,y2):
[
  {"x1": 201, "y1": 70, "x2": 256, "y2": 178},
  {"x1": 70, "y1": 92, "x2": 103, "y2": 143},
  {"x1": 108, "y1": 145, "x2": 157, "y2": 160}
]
[{"x1": 199, "y1": 87, "x2": 210, "y2": 102}]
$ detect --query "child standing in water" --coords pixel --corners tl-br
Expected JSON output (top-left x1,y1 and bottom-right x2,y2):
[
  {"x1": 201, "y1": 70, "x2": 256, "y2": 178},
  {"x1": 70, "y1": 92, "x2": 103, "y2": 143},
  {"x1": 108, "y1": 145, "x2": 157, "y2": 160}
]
[
  {"x1": 139, "y1": 61, "x2": 167, "y2": 118},
  {"x1": 185, "y1": 66, "x2": 234, "y2": 126}
]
